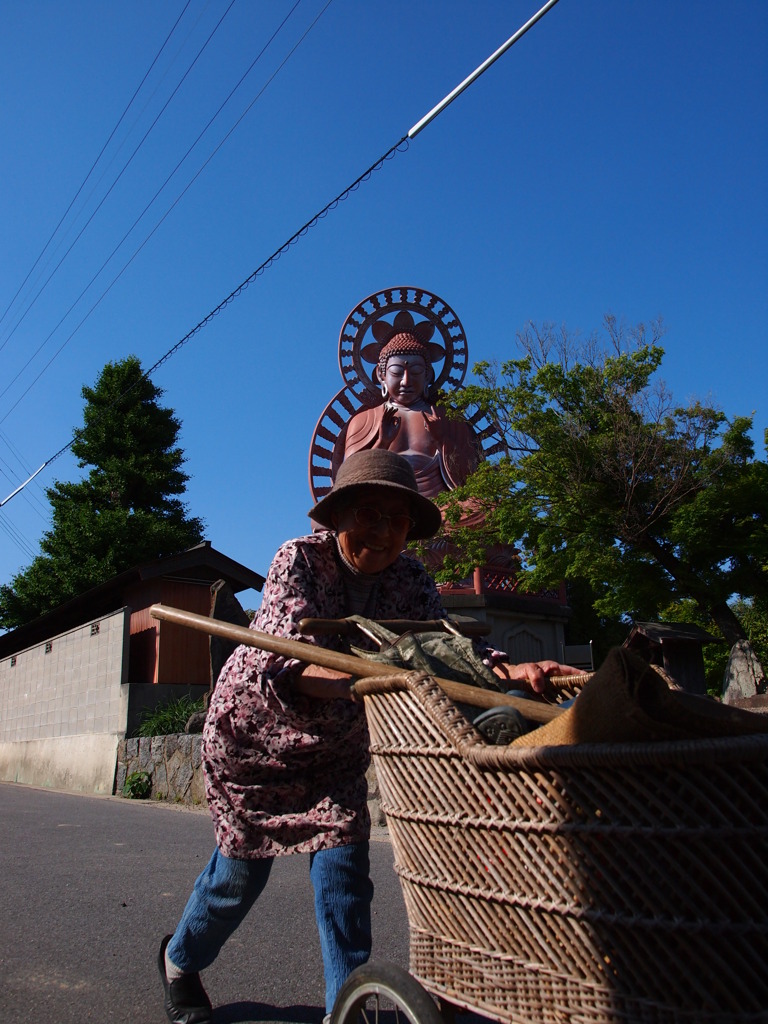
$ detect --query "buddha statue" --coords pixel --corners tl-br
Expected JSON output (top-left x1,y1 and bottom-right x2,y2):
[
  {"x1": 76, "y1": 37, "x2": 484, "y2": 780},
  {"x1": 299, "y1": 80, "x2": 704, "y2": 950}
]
[{"x1": 334, "y1": 311, "x2": 481, "y2": 500}]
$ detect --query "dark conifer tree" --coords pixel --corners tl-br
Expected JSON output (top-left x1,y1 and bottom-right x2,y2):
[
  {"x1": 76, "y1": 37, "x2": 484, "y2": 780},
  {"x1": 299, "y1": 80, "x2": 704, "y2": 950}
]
[{"x1": 0, "y1": 357, "x2": 204, "y2": 628}]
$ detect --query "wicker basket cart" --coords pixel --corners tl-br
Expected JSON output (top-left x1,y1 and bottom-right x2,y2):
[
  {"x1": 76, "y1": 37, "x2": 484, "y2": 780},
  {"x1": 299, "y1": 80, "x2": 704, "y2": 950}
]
[
  {"x1": 145, "y1": 604, "x2": 767, "y2": 1024},
  {"x1": 332, "y1": 670, "x2": 768, "y2": 1024}
]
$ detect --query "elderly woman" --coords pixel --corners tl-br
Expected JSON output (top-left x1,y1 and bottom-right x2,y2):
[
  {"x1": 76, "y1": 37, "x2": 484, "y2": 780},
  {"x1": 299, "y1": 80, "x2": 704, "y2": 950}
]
[{"x1": 158, "y1": 450, "x2": 575, "y2": 1024}]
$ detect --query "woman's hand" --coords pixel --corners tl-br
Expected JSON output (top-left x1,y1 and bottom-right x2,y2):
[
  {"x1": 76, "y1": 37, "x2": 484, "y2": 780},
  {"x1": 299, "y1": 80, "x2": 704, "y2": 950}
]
[
  {"x1": 294, "y1": 663, "x2": 359, "y2": 702},
  {"x1": 492, "y1": 660, "x2": 583, "y2": 695}
]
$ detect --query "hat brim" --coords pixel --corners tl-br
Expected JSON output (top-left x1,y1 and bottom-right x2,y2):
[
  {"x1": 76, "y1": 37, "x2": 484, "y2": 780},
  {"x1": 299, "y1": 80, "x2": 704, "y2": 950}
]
[{"x1": 309, "y1": 481, "x2": 442, "y2": 540}]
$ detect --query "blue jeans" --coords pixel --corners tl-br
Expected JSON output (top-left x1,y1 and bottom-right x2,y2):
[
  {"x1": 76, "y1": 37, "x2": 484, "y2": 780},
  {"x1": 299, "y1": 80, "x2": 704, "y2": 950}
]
[{"x1": 166, "y1": 842, "x2": 373, "y2": 1013}]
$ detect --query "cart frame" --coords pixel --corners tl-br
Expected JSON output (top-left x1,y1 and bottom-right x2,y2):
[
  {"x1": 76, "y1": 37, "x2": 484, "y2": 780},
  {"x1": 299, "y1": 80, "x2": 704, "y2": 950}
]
[{"x1": 335, "y1": 670, "x2": 768, "y2": 1024}]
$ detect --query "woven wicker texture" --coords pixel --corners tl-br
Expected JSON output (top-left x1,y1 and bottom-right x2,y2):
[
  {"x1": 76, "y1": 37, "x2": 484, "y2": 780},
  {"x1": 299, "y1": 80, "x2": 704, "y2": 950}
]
[{"x1": 356, "y1": 671, "x2": 768, "y2": 1024}]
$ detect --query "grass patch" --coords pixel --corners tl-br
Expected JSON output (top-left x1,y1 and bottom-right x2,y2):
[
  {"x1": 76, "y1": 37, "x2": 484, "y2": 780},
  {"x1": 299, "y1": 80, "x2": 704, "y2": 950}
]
[{"x1": 137, "y1": 693, "x2": 206, "y2": 737}]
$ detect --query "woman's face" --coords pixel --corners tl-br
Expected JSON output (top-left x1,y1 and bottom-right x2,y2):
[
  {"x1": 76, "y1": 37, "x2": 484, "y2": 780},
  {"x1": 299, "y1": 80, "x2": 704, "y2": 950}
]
[{"x1": 333, "y1": 486, "x2": 414, "y2": 574}]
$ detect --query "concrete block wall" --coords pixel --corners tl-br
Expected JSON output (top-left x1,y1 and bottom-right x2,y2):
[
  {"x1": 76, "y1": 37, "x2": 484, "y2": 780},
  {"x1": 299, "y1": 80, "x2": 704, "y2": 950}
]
[
  {"x1": 0, "y1": 603, "x2": 387, "y2": 818},
  {"x1": 0, "y1": 608, "x2": 130, "y2": 793}
]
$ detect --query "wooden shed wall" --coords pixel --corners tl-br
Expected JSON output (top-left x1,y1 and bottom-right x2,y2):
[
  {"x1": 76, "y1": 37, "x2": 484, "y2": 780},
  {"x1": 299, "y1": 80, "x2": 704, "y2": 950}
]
[{"x1": 127, "y1": 579, "x2": 211, "y2": 686}]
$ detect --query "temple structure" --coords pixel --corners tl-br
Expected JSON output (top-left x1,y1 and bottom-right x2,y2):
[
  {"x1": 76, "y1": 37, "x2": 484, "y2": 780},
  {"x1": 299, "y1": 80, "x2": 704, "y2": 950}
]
[{"x1": 308, "y1": 286, "x2": 570, "y2": 660}]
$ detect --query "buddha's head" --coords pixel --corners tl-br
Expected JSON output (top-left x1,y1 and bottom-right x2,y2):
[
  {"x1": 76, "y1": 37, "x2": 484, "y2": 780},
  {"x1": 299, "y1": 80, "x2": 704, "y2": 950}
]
[{"x1": 362, "y1": 311, "x2": 445, "y2": 406}]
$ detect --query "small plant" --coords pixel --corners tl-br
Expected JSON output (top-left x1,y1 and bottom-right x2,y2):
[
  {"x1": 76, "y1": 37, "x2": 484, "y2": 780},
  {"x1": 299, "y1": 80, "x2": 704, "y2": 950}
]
[
  {"x1": 136, "y1": 693, "x2": 206, "y2": 737},
  {"x1": 123, "y1": 770, "x2": 152, "y2": 799}
]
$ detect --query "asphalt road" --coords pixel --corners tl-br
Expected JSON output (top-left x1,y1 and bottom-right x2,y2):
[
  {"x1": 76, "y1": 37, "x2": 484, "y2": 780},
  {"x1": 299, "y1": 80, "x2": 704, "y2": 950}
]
[{"x1": 0, "y1": 783, "x2": 410, "y2": 1024}]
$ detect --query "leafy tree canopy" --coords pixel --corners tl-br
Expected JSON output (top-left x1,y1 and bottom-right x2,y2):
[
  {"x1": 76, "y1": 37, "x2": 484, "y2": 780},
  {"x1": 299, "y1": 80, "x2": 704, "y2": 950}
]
[
  {"x1": 0, "y1": 356, "x2": 205, "y2": 629},
  {"x1": 435, "y1": 316, "x2": 768, "y2": 647}
]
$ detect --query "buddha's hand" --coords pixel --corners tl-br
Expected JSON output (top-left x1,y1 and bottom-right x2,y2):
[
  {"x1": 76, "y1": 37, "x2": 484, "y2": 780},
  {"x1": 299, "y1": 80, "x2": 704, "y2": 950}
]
[
  {"x1": 377, "y1": 405, "x2": 401, "y2": 446},
  {"x1": 421, "y1": 406, "x2": 445, "y2": 441}
]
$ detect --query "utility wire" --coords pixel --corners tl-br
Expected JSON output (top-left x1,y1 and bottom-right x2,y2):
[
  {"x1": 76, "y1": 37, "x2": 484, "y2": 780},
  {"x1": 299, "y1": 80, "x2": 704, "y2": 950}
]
[
  {"x1": 6, "y1": 129, "x2": 407, "y2": 456},
  {"x1": 0, "y1": 1, "x2": 193, "y2": 345},
  {"x1": 0, "y1": 515, "x2": 37, "y2": 562},
  {"x1": 0, "y1": 0, "x2": 561, "y2": 513},
  {"x1": 0, "y1": 0, "x2": 308, "y2": 412},
  {"x1": 408, "y1": 0, "x2": 560, "y2": 138},
  {"x1": 50, "y1": 3, "x2": 218, "y2": 256},
  {"x1": 0, "y1": 431, "x2": 50, "y2": 517},
  {"x1": 0, "y1": 0, "x2": 324, "y2": 569},
  {"x1": 9, "y1": 1, "x2": 214, "y2": 339},
  {"x1": 0, "y1": 1, "x2": 237, "y2": 356},
  {"x1": 0, "y1": 466, "x2": 47, "y2": 521}
]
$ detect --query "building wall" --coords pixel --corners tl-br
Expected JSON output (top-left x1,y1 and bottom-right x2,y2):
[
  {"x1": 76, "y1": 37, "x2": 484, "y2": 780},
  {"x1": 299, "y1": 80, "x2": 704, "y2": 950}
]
[
  {"x1": 492, "y1": 614, "x2": 565, "y2": 664},
  {"x1": 155, "y1": 579, "x2": 211, "y2": 685},
  {"x1": 441, "y1": 594, "x2": 568, "y2": 662},
  {"x1": 0, "y1": 608, "x2": 130, "y2": 793}
]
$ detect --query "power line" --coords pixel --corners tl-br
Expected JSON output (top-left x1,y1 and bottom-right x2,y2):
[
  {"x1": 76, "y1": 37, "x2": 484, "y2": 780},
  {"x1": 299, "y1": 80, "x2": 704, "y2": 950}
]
[
  {"x1": 14, "y1": 130, "x2": 408, "y2": 465},
  {"x1": 0, "y1": 516, "x2": 38, "y2": 563},
  {"x1": 0, "y1": 0, "x2": 561, "y2": 513},
  {"x1": 0, "y1": 432, "x2": 50, "y2": 518},
  {"x1": 0, "y1": 461, "x2": 48, "y2": 510},
  {"x1": 0, "y1": 0, "x2": 309, "y2": 412},
  {"x1": 408, "y1": 0, "x2": 561, "y2": 139},
  {"x1": 47, "y1": 1, "x2": 218, "y2": 261},
  {"x1": 0, "y1": 1, "x2": 194, "y2": 344},
  {"x1": 0, "y1": 483, "x2": 40, "y2": 559},
  {"x1": 0, "y1": 0, "x2": 237, "y2": 357},
  {"x1": 4, "y1": 2, "x2": 214, "y2": 346},
  {"x1": 0, "y1": 465, "x2": 47, "y2": 521}
]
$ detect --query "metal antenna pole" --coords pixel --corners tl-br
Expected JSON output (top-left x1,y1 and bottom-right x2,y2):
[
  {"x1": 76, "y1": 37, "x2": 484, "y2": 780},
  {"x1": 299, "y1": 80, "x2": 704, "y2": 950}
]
[
  {"x1": 408, "y1": 0, "x2": 562, "y2": 139},
  {"x1": 0, "y1": 463, "x2": 47, "y2": 508}
]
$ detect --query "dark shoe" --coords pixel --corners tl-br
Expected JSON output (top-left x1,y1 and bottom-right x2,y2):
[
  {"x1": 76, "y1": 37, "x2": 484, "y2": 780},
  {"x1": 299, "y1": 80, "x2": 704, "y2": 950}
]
[
  {"x1": 472, "y1": 706, "x2": 531, "y2": 744},
  {"x1": 158, "y1": 935, "x2": 213, "y2": 1024}
]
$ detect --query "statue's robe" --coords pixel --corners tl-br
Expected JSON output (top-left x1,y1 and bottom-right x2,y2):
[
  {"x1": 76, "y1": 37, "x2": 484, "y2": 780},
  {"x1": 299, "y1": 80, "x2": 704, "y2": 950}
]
[{"x1": 336, "y1": 403, "x2": 481, "y2": 500}]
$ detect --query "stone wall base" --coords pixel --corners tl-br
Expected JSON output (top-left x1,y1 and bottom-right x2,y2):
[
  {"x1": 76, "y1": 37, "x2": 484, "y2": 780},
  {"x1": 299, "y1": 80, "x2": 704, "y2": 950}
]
[
  {"x1": 116, "y1": 733, "x2": 385, "y2": 824},
  {"x1": 116, "y1": 734, "x2": 206, "y2": 805}
]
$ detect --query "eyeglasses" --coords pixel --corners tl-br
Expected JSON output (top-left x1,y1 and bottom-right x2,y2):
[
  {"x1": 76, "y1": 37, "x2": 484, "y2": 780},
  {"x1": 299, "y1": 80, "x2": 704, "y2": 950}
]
[{"x1": 352, "y1": 506, "x2": 415, "y2": 533}]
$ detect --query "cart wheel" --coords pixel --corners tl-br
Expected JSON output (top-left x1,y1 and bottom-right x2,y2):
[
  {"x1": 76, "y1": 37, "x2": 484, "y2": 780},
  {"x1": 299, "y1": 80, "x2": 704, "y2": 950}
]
[{"x1": 331, "y1": 961, "x2": 443, "y2": 1024}]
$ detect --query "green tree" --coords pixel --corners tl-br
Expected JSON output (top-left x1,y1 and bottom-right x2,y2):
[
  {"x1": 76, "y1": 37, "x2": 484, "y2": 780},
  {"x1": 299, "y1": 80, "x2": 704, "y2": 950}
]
[
  {"x1": 0, "y1": 357, "x2": 204, "y2": 628},
  {"x1": 562, "y1": 576, "x2": 627, "y2": 665},
  {"x1": 436, "y1": 317, "x2": 768, "y2": 646}
]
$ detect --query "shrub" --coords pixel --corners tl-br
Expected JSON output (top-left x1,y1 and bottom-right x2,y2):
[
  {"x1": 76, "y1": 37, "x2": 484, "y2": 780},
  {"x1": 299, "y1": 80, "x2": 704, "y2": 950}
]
[{"x1": 123, "y1": 770, "x2": 152, "y2": 799}]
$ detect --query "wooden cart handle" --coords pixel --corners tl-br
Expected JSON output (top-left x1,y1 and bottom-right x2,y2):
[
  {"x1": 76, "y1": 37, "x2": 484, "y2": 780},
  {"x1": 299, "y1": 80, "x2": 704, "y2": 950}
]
[
  {"x1": 149, "y1": 603, "x2": 565, "y2": 724},
  {"x1": 298, "y1": 616, "x2": 491, "y2": 637}
]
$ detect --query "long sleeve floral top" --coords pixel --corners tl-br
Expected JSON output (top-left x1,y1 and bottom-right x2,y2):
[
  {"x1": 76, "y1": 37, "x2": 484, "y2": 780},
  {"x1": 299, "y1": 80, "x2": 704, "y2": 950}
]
[{"x1": 203, "y1": 531, "x2": 446, "y2": 858}]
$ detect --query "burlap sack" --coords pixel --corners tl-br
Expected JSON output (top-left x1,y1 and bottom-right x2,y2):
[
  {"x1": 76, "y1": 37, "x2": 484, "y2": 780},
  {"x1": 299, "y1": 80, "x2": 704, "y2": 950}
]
[{"x1": 511, "y1": 646, "x2": 768, "y2": 747}]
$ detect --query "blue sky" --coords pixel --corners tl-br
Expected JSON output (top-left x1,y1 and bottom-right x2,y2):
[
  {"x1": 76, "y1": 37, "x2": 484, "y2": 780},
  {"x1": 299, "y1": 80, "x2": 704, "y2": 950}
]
[{"x1": 1, "y1": 0, "x2": 766, "y2": 613}]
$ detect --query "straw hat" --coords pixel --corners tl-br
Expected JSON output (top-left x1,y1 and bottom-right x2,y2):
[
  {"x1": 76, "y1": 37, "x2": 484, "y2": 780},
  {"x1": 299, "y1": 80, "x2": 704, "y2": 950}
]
[{"x1": 309, "y1": 449, "x2": 442, "y2": 540}]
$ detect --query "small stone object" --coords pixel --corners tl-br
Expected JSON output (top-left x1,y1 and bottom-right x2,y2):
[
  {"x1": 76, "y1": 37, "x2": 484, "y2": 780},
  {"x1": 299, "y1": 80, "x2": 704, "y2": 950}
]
[{"x1": 722, "y1": 639, "x2": 767, "y2": 706}]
